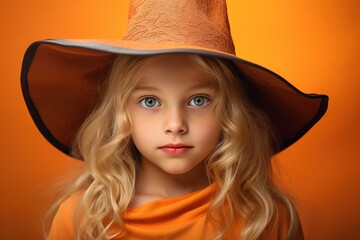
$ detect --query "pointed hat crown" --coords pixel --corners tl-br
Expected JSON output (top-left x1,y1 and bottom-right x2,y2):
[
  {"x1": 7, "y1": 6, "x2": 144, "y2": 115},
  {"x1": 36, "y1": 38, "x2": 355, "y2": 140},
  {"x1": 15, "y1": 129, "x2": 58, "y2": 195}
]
[{"x1": 122, "y1": 0, "x2": 235, "y2": 54}]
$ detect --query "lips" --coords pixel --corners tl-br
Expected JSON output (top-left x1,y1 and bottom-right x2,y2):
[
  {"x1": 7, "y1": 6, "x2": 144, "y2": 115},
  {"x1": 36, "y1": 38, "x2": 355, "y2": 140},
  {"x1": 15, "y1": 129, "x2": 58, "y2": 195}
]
[{"x1": 159, "y1": 144, "x2": 193, "y2": 156}]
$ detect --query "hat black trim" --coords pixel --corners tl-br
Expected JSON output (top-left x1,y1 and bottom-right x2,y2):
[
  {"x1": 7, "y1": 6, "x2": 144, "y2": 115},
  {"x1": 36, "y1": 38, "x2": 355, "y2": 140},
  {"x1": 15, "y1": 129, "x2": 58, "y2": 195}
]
[
  {"x1": 21, "y1": 39, "x2": 329, "y2": 157},
  {"x1": 280, "y1": 95, "x2": 329, "y2": 151},
  {"x1": 21, "y1": 41, "x2": 73, "y2": 156}
]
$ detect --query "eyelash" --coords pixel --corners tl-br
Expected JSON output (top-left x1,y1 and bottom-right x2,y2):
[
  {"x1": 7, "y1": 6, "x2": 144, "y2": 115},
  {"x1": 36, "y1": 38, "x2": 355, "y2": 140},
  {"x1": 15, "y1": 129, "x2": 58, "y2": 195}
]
[
  {"x1": 139, "y1": 97, "x2": 161, "y2": 108},
  {"x1": 188, "y1": 96, "x2": 210, "y2": 107},
  {"x1": 138, "y1": 95, "x2": 210, "y2": 108}
]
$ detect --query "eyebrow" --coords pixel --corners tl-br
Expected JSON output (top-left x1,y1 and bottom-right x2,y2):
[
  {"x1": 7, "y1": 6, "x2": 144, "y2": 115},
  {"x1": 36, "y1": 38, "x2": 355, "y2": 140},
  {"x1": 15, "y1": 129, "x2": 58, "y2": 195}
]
[
  {"x1": 133, "y1": 82, "x2": 216, "y2": 93},
  {"x1": 132, "y1": 86, "x2": 160, "y2": 92}
]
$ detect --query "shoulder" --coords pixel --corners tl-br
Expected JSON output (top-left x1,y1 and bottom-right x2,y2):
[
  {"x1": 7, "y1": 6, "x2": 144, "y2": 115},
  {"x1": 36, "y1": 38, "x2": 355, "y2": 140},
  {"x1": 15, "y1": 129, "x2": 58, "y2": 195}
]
[
  {"x1": 47, "y1": 191, "x2": 83, "y2": 240},
  {"x1": 261, "y1": 201, "x2": 304, "y2": 240},
  {"x1": 57, "y1": 191, "x2": 84, "y2": 225}
]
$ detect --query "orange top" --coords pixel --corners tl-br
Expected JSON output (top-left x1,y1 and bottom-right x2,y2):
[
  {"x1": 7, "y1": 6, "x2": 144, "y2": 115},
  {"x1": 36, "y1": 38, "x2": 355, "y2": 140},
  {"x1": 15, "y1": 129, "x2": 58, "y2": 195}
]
[{"x1": 48, "y1": 183, "x2": 298, "y2": 239}]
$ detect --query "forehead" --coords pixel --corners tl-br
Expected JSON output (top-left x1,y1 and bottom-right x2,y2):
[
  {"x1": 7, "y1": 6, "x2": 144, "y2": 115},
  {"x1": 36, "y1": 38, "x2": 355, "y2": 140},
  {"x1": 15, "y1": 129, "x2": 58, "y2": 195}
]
[{"x1": 136, "y1": 54, "x2": 216, "y2": 87}]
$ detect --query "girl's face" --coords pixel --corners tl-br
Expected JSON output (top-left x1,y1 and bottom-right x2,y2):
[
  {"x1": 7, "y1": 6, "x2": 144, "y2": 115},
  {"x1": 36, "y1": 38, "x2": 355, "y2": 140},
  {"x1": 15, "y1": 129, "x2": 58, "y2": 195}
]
[{"x1": 128, "y1": 54, "x2": 222, "y2": 175}]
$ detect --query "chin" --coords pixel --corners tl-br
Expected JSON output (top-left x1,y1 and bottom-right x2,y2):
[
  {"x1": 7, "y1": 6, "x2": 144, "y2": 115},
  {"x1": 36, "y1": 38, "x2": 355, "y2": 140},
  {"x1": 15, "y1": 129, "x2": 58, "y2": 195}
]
[{"x1": 162, "y1": 165, "x2": 194, "y2": 175}]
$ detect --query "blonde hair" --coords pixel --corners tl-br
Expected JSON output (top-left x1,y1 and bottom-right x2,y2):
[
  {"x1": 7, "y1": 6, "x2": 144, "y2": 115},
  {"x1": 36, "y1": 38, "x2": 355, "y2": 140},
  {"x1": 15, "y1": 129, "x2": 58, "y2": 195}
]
[{"x1": 46, "y1": 54, "x2": 302, "y2": 239}]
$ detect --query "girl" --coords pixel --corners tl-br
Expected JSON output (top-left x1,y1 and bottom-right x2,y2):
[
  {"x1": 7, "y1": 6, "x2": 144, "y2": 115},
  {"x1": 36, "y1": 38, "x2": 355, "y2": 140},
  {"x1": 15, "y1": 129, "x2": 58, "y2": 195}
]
[{"x1": 21, "y1": 0, "x2": 328, "y2": 239}]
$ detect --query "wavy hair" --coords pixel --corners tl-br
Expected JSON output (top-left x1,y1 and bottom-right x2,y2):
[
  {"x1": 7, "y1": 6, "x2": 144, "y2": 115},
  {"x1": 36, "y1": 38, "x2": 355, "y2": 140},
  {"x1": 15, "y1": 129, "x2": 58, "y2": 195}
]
[
  {"x1": 189, "y1": 56, "x2": 302, "y2": 239},
  {"x1": 46, "y1": 54, "x2": 301, "y2": 240}
]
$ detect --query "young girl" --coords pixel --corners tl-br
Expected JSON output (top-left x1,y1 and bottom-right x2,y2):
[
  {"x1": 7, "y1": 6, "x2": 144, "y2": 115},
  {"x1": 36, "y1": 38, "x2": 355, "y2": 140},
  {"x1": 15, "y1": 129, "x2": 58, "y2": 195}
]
[{"x1": 21, "y1": 0, "x2": 328, "y2": 239}]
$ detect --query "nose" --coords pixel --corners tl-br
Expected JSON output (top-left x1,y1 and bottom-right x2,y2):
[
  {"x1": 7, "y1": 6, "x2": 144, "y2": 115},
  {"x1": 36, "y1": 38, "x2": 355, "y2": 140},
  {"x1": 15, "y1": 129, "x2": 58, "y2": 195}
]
[{"x1": 163, "y1": 107, "x2": 188, "y2": 135}]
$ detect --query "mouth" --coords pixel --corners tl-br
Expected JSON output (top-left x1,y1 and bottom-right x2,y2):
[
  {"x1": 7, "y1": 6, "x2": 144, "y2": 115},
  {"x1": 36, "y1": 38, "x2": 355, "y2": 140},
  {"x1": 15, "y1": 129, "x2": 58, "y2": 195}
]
[
  {"x1": 159, "y1": 144, "x2": 193, "y2": 155},
  {"x1": 160, "y1": 143, "x2": 193, "y2": 148}
]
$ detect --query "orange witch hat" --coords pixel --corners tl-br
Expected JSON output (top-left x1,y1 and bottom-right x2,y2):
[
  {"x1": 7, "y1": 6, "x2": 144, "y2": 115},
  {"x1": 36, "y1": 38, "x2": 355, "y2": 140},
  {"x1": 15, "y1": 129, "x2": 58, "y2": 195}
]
[{"x1": 21, "y1": 0, "x2": 328, "y2": 158}]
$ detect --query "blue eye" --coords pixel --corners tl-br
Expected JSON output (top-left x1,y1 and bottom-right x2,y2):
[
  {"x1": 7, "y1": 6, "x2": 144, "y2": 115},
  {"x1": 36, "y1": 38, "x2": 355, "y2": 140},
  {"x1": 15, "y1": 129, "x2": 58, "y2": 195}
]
[
  {"x1": 139, "y1": 97, "x2": 160, "y2": 108},
  {"x1": 189, "y1": 96, "x2": 209, "y2": 106}
]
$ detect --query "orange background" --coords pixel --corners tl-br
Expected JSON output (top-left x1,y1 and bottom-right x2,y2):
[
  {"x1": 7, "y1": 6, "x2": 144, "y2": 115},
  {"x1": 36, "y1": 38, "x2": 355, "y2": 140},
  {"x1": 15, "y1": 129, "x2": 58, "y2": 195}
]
[{"x1": 0, "y1": 0, "x2": 359, "y2": 239}]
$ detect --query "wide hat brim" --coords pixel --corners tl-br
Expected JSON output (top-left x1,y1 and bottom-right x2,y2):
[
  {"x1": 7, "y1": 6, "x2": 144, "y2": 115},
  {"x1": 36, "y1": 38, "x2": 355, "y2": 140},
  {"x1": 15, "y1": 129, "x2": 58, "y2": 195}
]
[{"x1": 21, "y1": 39, "x2": 328, "y2": 158}]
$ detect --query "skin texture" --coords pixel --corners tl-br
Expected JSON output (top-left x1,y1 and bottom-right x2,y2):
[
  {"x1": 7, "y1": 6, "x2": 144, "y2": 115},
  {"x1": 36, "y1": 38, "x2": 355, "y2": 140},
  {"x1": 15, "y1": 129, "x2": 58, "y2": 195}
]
[{"x1": 127, "y1": 54, "x2": 222, "y2": 207}]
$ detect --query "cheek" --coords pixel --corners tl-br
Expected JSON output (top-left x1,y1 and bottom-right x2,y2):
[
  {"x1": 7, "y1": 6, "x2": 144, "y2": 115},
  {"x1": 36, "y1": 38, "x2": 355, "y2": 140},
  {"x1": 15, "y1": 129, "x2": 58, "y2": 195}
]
[
  {"x1": 193, "y1": 117, "x2": 222, "y2": 147},
  {"x1": 130, "y1": 113, "x2": 157, "y2": 148}
]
